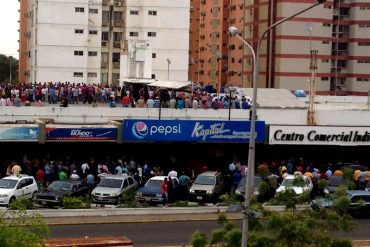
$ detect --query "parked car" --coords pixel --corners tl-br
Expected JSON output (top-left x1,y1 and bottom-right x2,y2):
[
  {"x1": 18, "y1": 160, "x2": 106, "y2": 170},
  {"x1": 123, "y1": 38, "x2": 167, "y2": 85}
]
[
  {"x1": 35, "y1": 179, "x2": 93, "y2": 207},
  {"x1": 366, "y1": 183, "x2": 370, "y2": 192},
  {"x1": 235, "y1": 175, "x2": 276, "y2": 202},
  {"x1": 0, "y1": 175, "x2": 38, "y2": 206},
  {"x1": 311, "y1": 190, "x2": 370, "y2": 214},
  {"x1": 135, "y1": 176, "x2": 179, "y2": 205},
  {"x1": 92, "y1": 174, "x2": 138, "y2": 205},
  {"x1": 327, "y1": 175, "x2": 348, "y2": 193},
  {"x1": 189, "y1": 171, "x2": 224, "y2": 203},
  {"x1": 276, "y1": 173, "x2": 313, "y2": 195},
  {"x1": 235, "y1": 176, "x2": 262, "y2": 199}
]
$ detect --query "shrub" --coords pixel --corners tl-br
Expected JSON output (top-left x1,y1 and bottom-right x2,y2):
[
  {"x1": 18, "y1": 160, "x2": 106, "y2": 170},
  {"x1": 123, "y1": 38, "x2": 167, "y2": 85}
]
[
  {"x1": 191, "y1": 230, "x2": 207, "y2": 247},
  {"x1": 331, "y1": 239, "x2": 352, "y2": 247},
  {"x1": 9, "y1": 199, "x2": 34, "y2": 210},
  {"x1": 61, "y1": 197, "x2": 84, "y2": 209}
]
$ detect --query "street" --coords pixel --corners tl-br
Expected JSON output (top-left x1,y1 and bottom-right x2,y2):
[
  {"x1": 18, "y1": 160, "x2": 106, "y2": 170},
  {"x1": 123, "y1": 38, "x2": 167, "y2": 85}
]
[{"x1": 49, "y1": 218, "x2": 370, "y2": 247}]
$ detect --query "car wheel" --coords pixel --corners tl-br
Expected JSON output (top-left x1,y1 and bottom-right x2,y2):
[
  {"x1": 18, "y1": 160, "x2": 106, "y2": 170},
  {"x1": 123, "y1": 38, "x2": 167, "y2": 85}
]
[{"x1": 8, "y1": 196, "x2": 16, "y2": 207}]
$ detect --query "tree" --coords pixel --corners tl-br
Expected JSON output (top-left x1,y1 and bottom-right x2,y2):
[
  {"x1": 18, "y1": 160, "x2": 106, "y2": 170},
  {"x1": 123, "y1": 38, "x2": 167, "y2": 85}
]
[
  {"x1": 191, "y1": 188, "x2": 355, "y2": 247},
  {"x1": 0, "y1": 53, "x2": 19, "y2": 83},
  {"x1": 0, "y1": 210, "x2": 49, "y2": 247}
]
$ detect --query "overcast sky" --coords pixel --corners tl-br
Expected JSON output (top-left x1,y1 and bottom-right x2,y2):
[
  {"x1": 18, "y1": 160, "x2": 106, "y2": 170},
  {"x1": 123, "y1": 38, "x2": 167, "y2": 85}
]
[{"x1": 0, "y1": 1, "x2": 20, "y2": 58}]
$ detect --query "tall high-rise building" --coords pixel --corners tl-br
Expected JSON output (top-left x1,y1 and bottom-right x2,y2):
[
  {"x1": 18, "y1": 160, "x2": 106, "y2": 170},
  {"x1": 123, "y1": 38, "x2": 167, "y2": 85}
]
[
  {"x1": 190, "y1": 0, "x2": 370, "y2": 95},
  {"x1": 189, "y1": 0, "x2": 246, "y2": 91},
  {"x1": 20, "y1": 0, "x2": 190, "y2": 85},
  {"x1": 19, "y1": 0, "x2": 28, "y2": 83}
]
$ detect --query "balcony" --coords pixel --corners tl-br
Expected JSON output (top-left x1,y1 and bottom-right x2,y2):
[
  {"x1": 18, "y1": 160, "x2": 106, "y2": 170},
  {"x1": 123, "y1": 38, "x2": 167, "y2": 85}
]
[
  {"x1": 102, "y1": 20, "x2": 109, "y2": 27},
  {"x1": 114, "y1": 21, "x2": 123, "y2": 27},
  {"x1": 101, "y1": 62, "x2": 108, "y2": 68},
  {"x1": 101, "y1": 41, "x2": 108, "y2": 47},
  {"x1": 102, "y1": 0, "x2": 109, "y2": 6}
]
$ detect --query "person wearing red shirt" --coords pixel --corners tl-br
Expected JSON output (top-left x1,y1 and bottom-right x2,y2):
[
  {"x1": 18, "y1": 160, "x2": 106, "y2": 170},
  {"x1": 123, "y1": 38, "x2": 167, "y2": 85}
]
[
  {"x1": 36, "y1": 167, "x2": 45, "y2": 188},
  {"x1": 161, "y1": 177, "x2": 168, "y2": 206}
]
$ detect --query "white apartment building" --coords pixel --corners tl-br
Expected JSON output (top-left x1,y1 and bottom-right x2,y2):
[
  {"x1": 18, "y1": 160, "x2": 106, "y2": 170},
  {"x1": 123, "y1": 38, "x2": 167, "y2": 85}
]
[{"x1": 25, "y1": 0, "x2": 190, "y2": 85}]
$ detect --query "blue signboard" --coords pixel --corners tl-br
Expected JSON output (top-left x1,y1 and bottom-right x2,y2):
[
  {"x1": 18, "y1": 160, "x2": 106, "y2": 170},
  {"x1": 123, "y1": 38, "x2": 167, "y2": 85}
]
[
  {"x1": 46, "y1": 127, "x2": 117, "y2": 141},
  {"x1": 0, "y1": 127, "x2": 38, "y2": 141},
  {"x1": 123, "y1": 119, "x2": 265, "y2": 142}
]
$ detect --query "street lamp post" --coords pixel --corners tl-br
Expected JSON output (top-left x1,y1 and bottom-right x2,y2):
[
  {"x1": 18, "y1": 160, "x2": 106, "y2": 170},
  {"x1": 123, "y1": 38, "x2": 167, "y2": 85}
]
[
  {"x1": 167, "y1": 58, "x2": 171, "y2": 80},
  {"x1": 9, "y1": 56, "x2": 13, "y2": 83},
  {"x1": 229, "y1": 1, "x2": 325, "y2": 246}
]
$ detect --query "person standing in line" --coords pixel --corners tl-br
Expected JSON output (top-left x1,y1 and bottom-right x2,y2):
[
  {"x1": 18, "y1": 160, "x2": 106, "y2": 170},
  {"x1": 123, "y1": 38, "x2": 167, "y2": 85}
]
[{"x1": 161, "y1": 177, "x2": 168, "y2": 206}]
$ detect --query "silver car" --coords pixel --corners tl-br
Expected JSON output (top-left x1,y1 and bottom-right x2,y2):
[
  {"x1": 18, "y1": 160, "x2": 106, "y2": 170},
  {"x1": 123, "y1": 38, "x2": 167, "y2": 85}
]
[{"x1": 92, "y1": 174, "x2": 138, "y2": 205}]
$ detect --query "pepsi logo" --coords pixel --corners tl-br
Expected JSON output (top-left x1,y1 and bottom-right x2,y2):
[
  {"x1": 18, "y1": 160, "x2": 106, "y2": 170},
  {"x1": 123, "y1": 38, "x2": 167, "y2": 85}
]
[{"x1": 132, "y1": 122, "x2": 148, "y2": 139}]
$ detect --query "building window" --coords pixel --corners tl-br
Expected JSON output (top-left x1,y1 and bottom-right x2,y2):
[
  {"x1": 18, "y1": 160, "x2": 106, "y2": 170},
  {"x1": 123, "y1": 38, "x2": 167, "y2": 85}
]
[
  {"x1": 152, "y1": 53, "x2": 156, "y2": 58},
  {"x1": 102, "y1": 32, "x2": 109, "y2": 41},
  {"x1": 129, "y1": 32, "x2": 138, "y2": 37},
  {"x1": 101, "y1": 73, "x2": 108, "y2": 83},
  {"x1": 357, "y1": 78, "x2": 370, "y2": 81},
  {"x1": 74, "y1": 51, "x2": 83, "y2": 56},
  {"x1": 147, "y1": 32, "x2": 156, "y2": 37},
  {"x1": 88, "y1": 51, "x2": 97, "y2": 56},
  {"x1": 321, "y1": 77, "x2": 329, "y2": 81},
  {"x1": 75, "y1": 7, "x2": 84, "y2": 13},
  {"x1": 89, "y1": 8, "x2": 98, "y2": 14},
  {"x1": 113, "y1": 11, "x2": 122, "y2": 20},
  {"x1": 358, "y1": 60, "x2": 370, "y2": 63},
  {"x1": 113, "y1": 53, "x2": 120, "y2": 62},
  {"x1": 88, "y1": 72, "x2": 97, "y2": 77},
  {"x1": 73, "y1": 72, "x2": 83, "y2": 77},
  {"x1": 75, "y1": 29, "x2": 84, "y2": 34},
  {"x1": 113, "y1": 32, "x2": 122, "y2": 41},
  {"x1": 151, "y1": 74, "x2": 156, "y2": 79},
  {"x1": 148, "y1": 10, "x2": 157, "y2": 15},
  {"x1": 89, "y1": 30, "x2": 98, "y2": 35},
  {"x1": 322, "y1": 59, "x2": 329, "y2": 63},
  {"x1": 358, "y1": 42, "x2": 370, "y2": 46},
  {"x1": 322, "y1": 41, "x2": 329, "y2": 44},
  {"x1": 130, "y1": 10, "x2": 139, "y2": 15},
  {"x1": 323, "y1": 23, "x2": 331, "y2": 27}
]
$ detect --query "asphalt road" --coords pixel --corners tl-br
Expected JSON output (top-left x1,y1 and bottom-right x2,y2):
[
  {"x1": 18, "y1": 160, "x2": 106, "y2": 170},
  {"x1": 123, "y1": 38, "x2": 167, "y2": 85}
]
[{"x1": 49, "y1": 218, "x2": 370, "y2": 247}]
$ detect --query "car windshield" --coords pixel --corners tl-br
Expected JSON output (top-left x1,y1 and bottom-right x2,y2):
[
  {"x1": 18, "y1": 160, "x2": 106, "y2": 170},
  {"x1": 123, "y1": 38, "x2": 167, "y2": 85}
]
[
  {"x1": 98, "y1": 178, "x2": 123, "y2": 188},
  {"x1": 49, "y1": 181, "x2": 71, "y2": 191},
  {"x1": 281, "y1": 178, "x2": 308, "y2": 187},
  {"x1": 194, "y1": 175, "x2": 215, "y2": 185},
  {"x1": 0, "y1": 179, "x2": 17, "y2": 189},
  {"x1": 145, "y1": 179, "x2": 162, "y2": 188},
  {"x1": 238, "y1": 176, "x2": 262, "y2": 189}
]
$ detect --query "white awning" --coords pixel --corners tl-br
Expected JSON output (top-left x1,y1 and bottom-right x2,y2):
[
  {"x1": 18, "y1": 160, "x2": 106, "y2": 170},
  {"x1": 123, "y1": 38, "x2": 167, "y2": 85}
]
[
  {"x1": 148, "y1": 80, "x2": 191, "y2": 89},
  {"x1": 119, "y1": 78, "x2": 156, "y2": 84}
]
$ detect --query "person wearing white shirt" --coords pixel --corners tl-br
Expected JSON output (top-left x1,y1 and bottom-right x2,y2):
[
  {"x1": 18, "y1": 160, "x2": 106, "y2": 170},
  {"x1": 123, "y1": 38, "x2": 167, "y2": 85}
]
[{"x1": 168, "y1": 169, "x2": 178, "y2": 178}]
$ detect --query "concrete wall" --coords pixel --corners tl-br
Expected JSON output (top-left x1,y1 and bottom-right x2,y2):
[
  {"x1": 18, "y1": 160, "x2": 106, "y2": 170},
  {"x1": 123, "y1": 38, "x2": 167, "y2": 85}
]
[{"x1": 2, "y1": 106, "x2": 370, "y2": 127}]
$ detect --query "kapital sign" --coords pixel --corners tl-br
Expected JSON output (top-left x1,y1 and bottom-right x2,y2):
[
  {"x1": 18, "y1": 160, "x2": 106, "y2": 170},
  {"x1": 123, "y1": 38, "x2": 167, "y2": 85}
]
[{"x1": 123, "y1": 119, "x2": 265, "y2": 142}]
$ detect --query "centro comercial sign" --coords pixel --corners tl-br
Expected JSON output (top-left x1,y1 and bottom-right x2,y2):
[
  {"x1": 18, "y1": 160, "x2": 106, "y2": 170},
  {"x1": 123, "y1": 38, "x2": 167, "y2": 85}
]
[{"x1": 269, "y1": 125, "x2": 370, "y2": 146}]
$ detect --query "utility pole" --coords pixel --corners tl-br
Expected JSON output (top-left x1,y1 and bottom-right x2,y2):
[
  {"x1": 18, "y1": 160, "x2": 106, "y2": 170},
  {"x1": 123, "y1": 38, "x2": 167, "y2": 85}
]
[
  {"x1": 9, "y1": 56, "x2": 13, "y2": 83},
  {"x1": 307, "y1": 50, "x2": 318, "y2": 125}
]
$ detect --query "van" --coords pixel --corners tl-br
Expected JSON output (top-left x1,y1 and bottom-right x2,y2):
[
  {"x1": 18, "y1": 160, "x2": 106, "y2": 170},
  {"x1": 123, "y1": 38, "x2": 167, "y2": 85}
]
[{"x1": 189, "y1": 171, "x2": 224, "y2": 203}]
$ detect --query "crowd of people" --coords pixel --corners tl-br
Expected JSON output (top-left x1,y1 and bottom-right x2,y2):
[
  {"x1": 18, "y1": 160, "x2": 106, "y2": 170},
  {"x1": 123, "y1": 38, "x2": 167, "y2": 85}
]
[{"x1": 0, "y1": 81, "x2": 252, "y2": 109}]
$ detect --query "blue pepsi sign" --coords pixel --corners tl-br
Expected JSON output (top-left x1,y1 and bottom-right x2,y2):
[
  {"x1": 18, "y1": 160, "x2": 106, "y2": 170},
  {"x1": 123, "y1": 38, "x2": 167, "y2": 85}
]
[
  {"x1": 123, "y1": 119, "x2": 265, "y2": 142},
  {"x1": 46, "y1": 127, "x2": 117, "y2": 141}
]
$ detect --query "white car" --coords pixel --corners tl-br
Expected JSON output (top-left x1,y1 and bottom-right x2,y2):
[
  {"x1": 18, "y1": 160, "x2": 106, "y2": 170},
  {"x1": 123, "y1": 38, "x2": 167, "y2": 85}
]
[
  {"x1": 276, "y1": 173, "x2": 313, "y2": 195},
  {"x1": 0, "y1": 175, "x2": 38, "y2": 206}
]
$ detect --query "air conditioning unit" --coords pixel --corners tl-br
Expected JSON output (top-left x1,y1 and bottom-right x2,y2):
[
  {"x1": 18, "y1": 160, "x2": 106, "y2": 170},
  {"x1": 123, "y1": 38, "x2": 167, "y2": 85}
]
[
  {"x1": 113, "y1": 42, "x2": 121, "y2": 48},
  {"x1": 114, "y1": 1, "x2": 122, "y2": 7}
]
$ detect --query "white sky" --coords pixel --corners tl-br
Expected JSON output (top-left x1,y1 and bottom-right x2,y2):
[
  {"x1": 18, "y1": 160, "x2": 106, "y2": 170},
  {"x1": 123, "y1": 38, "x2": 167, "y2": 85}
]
[{"x1": 0, "y1": 1, "x2": 20, "y2": 58}]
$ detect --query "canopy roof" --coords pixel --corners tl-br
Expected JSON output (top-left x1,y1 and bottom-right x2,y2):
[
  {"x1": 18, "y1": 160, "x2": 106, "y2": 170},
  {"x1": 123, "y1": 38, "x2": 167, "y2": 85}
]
[
  {"x1": 148, "y1": 80, "x2": 191, "y2": 89},
  {"x1": 119, "y1": 78, "x2": 156, "y2": 84}
]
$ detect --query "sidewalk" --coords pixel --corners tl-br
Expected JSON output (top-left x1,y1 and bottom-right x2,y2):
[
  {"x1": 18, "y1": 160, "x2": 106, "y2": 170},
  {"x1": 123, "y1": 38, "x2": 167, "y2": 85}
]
[{"x1": 1, "y1": 205, "x2": 243, "y2": 225}]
